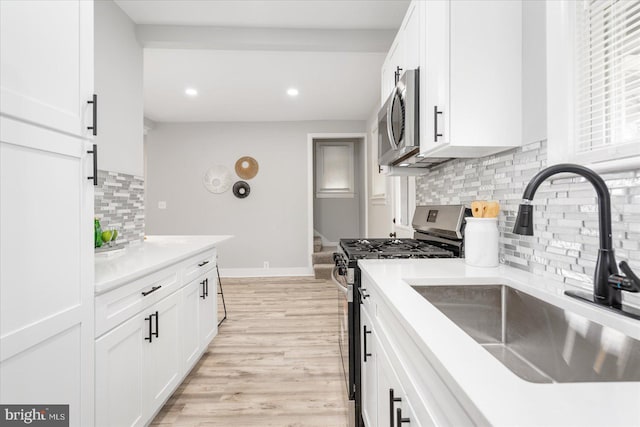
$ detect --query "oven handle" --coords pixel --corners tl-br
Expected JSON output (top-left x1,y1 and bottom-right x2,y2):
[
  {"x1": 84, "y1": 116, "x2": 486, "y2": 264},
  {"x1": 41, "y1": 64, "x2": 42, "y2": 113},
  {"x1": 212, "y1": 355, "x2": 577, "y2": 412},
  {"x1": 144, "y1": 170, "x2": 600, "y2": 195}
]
[{"x1": 331, "y1": 267, "x2": 349, "y2": 296}]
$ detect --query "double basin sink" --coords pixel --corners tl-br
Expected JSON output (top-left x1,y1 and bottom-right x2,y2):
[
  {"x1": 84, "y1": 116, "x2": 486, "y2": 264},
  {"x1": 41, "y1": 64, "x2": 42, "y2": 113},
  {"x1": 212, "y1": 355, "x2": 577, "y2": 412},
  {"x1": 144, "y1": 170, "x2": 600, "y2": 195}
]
[{"x1": 411, "y1": 284, "x2": 640, "y2": 383}]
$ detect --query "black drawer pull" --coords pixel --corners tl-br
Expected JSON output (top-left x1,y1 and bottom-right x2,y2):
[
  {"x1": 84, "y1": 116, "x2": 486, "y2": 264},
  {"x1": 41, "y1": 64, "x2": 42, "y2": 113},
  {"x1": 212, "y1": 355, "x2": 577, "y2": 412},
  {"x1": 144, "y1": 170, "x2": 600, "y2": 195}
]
[
  {"x1": 153, "y1": 310, "x2": 159, "y2": 339},
  {"x1": 390, "y1": 389, "x2": 402, "y2": 427},
  {"x1": 87, "y1": 94, "x2": 98, "y2": 136},
  {"x1": 397, "y1": 408, "x2": 410, "y2": 427},
  {"x1": 87, "y1": 144, "x2": 98, "y2": 186},
  {"x1": 145, "y1": 314, "x2": 153, "y2": 343},
  {"x1": 363, "y1": 325, "x2": 372, "y2": 362},
  {"x1": 205, "y1": 278, "x2": 209, "y2": 297},
  {"x1": 200, "y1": 279, "x2": 207, "y2": 299},
  {"x1": 141, "y1": 285, "x2": 162, "y2": 296},
  {"x1": 360, "y1": 288, "x2": 370, "y2": 303},
  {"x1": 198, "y1": 260, "x2": 210, "y2": 267}
]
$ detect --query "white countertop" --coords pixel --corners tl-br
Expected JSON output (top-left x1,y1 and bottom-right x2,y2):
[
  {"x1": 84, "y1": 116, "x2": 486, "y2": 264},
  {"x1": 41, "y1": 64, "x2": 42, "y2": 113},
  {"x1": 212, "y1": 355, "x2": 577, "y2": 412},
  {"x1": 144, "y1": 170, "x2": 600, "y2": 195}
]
[
  {"x1": 95, "y1": 235, "x2": 233, "y2": 294},
  {"x1": 358, "y1": 259, "x2": 640, "y2": 427}
]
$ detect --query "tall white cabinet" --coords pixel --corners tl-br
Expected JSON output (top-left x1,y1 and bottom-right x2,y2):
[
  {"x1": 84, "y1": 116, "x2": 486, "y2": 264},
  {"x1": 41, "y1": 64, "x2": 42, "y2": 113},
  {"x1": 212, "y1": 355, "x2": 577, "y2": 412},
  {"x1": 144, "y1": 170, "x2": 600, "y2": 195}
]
[{"x1": 0, "y1": 1, "x2": 95, "y2": 426}]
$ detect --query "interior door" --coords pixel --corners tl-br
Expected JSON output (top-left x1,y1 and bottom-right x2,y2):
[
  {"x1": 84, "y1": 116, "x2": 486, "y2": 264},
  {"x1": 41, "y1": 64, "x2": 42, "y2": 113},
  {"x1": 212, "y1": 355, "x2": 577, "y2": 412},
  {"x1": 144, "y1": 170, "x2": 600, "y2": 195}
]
[{"x1": 391, "y1": 176, "x2": 416, "y2": 239}]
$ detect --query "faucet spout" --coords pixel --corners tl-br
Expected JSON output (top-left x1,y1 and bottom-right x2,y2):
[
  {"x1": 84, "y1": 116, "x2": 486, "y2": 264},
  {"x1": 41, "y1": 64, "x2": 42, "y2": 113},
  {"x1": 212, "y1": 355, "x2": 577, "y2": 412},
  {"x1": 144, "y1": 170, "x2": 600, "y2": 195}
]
[{"x1": 513, "y1": 164, "x2": 620, "y2": 308}]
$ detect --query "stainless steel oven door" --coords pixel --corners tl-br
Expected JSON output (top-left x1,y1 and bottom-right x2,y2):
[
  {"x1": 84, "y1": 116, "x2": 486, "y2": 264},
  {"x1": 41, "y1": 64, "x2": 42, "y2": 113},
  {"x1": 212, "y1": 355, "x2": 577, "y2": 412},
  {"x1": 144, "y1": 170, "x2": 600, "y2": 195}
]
[{"x1": 331, "y1": 267, "x2": 355, "y2": 427}]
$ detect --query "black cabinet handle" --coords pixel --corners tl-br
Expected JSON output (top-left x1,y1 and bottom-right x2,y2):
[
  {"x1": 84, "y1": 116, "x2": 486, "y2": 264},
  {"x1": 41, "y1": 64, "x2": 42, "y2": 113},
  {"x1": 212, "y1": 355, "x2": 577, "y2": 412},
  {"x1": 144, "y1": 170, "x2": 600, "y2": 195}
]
[
  {"x1": 389, "y1": 232, "x2": 397, "y2": 238},
  {"x1": 390, "y1": 389, "x2": 402, "y2": 427},
  {"x1": 396, "y1": 408, "x2": 410, "y2": 427},
  {"x1": 145, "y1": 314, "x2": 153, "y2": 343},
  {"x1": 205, "y1": 278, "x2": 209, "y2": 297},
  {"x1": 153, "y1": 310, "x2": 159, "y2": 339},
  {"x1": 361, "y1": 288, "x2": 370, "y2": 301},
  {"x1": 363, "y1": 325, "x2": 372, "y2": 362},
  {"x1": 394, "y1": 66, "x2": 403, "y2": 85},
  {"x1": 198, "y1": 260, "x2": 210, "y2": 267},
  {"x1": 433, "y1": 105, "x2": 443, "y2": 142},
  {"x1": 200, "y1": 279, "x2": 207, "y2": 299},
  {"x1": 141, "y1": 285, "x2": 162, "y2": 297},
  {"x1": 87, "y1": 144, "x2": 97, "y2": 186},
  {"x1": 87, "y1": 94, "x2": 97, "y2": 136}
]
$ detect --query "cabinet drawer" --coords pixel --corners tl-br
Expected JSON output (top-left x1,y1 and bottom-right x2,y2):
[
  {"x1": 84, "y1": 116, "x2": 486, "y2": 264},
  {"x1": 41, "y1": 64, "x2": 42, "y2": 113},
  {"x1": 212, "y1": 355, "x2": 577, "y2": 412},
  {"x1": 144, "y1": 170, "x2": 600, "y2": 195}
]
[
  {"x1": 96, "y1": 267, "x2": 181, "y2": 337},
  {"x1": 183, "y1": 249, "x2": 216, "y2": 284}
]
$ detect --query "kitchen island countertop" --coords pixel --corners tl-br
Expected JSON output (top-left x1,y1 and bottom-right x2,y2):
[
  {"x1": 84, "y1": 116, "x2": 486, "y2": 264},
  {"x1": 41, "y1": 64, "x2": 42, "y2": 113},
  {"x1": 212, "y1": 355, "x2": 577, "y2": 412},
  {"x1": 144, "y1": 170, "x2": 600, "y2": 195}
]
[
  {"x1": 358, "y1": 258, "x2": 640, "y2": 427},
  {"x1": 95, "y1": 235, "x2": 232, "y2": 294}
]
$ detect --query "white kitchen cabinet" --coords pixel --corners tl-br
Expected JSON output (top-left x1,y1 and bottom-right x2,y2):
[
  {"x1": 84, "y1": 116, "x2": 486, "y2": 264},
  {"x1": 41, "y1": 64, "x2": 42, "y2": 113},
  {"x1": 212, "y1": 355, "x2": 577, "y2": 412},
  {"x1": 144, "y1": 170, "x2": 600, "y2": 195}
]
[
  {"x1": 95, "y1": 311, "x2": 146, "y2": 427},
  {"x1": 0, "y1": 0, "x2": 95, "y2": 138},
  {"x1": 360, "y1": 307, "x2": 377, "y2": 427},
  {"x1": 181, "y1": 266, "x2": 218, "y2": 371},
  {"x1": 181, "y1": 279, "x2": 201, "y2": 370},
  {"x1": 0, "y1": 1, "x2": 94, "y2": 425},
  {"x1": 360, "y1": 274, "x2": 473, "y2": 426},
  {"x1": 96, "y1": 291, "x2": 181, "y2": 427},
  {"x1": 380, "y1": 1, "x2": 421, "y2": 107},
  {"x1": 145, "y1": 292, "x2": 182, "y2": 415},
  {"x1": 418, "y1": 0, "x2": 522, "y2": 159},
  {"x1": 199, "y1": 270, "x2": 218, "y2": 348},
  {"x1": 95, "y1": 249, "x2": 218, "y2": 426},
  {"x1": 377, "y1": 340, "x2": 427, "y2": 427}
]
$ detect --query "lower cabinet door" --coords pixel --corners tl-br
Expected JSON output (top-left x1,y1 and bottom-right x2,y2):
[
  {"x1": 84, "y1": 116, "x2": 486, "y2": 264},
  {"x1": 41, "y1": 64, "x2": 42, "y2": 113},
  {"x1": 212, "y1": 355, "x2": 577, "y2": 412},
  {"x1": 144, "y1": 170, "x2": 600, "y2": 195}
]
[
  {"x1": 198, "y1": 270, "x2": 218, "y2": 348},
  {"x1": 95, "y1": 313, "x2": 146, "y2": 427},
  {"x1": 360, "y1": 308, "x2": 377, "y2": 427},
  {"x1": 144, "y1": 291, "x2": 182, "y2": 415},
  {"x1": 181, "y1": 279, "x2": 201, "y2": 370}
]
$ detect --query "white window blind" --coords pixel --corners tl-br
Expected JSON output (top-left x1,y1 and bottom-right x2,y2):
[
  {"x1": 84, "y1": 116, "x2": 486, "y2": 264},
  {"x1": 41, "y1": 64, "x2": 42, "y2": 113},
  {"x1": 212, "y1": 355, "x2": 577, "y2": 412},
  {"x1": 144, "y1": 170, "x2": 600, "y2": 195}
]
[{"x1": 574, "y1": 0, "x2": 640, "y2": 162}]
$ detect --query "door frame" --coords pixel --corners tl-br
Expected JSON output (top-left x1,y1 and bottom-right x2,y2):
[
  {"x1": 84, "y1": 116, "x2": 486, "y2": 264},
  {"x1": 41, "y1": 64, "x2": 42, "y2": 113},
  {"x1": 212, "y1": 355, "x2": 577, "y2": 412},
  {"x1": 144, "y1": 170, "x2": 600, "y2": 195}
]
[{"x1": 307, "y1": 132, "x2": 368, "y2": 267}]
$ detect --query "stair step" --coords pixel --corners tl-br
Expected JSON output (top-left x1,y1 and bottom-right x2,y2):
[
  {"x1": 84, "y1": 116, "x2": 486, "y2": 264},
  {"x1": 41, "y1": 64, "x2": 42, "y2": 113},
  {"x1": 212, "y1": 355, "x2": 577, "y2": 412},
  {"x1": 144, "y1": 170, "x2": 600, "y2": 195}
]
[
  {"x1": 313, "y1": 263, "x2": 334, "y2": 280},
  {"x1": 312, "y1": 247, "x2": 337, "y2": 265},
  {"x1": 313, "y1": 236, "x2": 322, "y2": 253}
]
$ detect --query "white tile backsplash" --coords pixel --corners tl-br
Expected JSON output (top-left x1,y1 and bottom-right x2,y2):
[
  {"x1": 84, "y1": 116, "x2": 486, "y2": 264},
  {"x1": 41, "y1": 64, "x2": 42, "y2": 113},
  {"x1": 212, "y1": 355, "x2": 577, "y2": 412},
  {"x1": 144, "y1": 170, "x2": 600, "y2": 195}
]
[{"x1": 416, "y1": 140, "x2": 640, "y2": 309}]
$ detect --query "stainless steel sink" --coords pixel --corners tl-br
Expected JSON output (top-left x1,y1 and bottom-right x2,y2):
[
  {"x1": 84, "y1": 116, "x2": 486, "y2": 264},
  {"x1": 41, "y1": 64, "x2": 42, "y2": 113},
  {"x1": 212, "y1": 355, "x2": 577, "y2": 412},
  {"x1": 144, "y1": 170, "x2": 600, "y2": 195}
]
[{"x1": 411, "y1": 284, "x2": 640, "y2": 383}]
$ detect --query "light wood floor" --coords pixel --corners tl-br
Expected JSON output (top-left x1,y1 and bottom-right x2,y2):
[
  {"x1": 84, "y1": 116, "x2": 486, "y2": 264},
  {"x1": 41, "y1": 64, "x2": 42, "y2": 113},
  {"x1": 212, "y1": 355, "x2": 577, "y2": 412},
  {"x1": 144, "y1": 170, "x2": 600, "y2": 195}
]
[{"x1": 151, "y1": 276, "x2": 349, "y2": 427}]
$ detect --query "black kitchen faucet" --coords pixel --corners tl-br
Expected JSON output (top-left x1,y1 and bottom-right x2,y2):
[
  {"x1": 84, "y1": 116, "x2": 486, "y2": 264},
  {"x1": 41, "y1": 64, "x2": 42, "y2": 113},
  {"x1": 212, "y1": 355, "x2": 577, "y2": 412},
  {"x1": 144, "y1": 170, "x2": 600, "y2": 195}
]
[{"x1": 513, "y1": 163, "x2": 640, "y2": 319}]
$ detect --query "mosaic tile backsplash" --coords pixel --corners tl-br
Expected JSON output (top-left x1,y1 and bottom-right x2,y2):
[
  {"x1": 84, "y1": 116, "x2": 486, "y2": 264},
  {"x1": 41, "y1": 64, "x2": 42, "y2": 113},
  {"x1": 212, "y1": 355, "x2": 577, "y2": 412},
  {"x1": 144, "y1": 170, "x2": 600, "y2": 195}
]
[
  {"x1": 95, "y1": 170, "x2": 145, "y2": 247},
  {"x1": 415, "y1": 140, "x2": 640, "y2": 308}
]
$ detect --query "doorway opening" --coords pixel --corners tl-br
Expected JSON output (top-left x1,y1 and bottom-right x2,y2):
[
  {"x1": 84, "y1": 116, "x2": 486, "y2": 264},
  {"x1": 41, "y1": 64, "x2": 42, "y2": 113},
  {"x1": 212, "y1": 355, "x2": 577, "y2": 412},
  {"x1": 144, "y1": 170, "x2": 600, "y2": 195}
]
[{"x1": 307, "y1": 133, "x2": 367, "y2": 274}]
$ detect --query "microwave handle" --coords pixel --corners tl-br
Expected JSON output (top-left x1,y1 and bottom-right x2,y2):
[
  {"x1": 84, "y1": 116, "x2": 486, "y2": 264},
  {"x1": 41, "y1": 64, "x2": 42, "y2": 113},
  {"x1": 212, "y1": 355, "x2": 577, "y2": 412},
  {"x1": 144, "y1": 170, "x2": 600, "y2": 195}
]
[{"x1": 386, "y1": 87, "x2": 399, "y2": 150}]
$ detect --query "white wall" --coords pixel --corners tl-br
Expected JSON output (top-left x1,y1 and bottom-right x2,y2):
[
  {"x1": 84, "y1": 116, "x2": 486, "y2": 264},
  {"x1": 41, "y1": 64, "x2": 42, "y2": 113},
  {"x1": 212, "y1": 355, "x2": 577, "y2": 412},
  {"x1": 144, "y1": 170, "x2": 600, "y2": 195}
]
[
  {"x1": 145, "y1": 121, "x2": 365, "y2": 274},
  {"x1": 95, "y1": 0, "x2": 144, "y2": 177},
  {"x1": 522, "y1": 0, "x2": 547, "y2": 144}
]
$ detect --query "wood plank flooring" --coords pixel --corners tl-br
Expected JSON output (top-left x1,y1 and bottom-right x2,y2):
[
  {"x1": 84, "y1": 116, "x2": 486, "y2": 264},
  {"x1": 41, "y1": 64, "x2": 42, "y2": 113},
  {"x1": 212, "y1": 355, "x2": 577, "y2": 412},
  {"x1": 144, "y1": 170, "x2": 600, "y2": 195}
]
[{"x1": 151, "y1": 276, "x2": 349, "y2": 427}]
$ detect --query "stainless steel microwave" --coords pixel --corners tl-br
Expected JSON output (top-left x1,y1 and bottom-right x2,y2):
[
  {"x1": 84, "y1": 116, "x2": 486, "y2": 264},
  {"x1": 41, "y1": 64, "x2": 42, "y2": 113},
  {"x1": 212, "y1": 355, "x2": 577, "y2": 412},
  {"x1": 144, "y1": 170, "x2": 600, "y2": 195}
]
[{"x1": 378, "y1": 68, "x2": 419, "y2": 166}]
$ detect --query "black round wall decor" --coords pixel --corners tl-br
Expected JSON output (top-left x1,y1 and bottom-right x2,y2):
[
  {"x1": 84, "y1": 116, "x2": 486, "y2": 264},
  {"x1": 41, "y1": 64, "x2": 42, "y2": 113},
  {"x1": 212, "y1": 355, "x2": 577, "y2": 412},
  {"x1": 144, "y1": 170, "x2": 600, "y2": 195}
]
[{"x1": 232, "y1": 181, "x2": 250, "y2": 199}]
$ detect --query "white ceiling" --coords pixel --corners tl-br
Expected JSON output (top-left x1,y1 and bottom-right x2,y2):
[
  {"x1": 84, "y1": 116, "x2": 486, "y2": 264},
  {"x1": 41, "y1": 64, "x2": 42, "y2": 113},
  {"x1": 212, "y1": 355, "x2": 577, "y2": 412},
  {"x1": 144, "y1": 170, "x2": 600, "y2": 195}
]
[
  {"x1": 115, "y1": 0, "x2": 410, "y2": 30},
  {"x1": 117, "y1": 0, "x2": 409, "y2": 122},
  {"x1": 143, "y1": 49, "x2": 385, "y2": 122}
]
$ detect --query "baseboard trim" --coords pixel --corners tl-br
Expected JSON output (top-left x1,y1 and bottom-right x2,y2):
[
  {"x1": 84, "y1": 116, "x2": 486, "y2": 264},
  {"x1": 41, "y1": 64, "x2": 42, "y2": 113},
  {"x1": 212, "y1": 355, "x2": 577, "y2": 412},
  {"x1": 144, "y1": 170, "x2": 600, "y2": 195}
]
[{"x1": 219, "y1": 267, "x2": 315, "y2": 278}]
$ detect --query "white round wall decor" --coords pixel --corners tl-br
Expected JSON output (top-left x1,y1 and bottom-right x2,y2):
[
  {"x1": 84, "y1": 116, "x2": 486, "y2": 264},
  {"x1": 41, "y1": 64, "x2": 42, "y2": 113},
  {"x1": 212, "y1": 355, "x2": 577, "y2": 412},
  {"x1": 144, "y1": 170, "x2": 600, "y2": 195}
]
[{"x1": 203, "y1": 166, "x2": 233, "y2": 194}]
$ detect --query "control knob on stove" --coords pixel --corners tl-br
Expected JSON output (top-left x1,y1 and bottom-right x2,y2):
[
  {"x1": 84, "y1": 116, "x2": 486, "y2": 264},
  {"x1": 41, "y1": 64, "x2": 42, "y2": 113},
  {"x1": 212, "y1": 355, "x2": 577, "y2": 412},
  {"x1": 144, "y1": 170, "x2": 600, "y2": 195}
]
[{"x1": 338, "y1": 266, "x2": 347, "y2": 276}]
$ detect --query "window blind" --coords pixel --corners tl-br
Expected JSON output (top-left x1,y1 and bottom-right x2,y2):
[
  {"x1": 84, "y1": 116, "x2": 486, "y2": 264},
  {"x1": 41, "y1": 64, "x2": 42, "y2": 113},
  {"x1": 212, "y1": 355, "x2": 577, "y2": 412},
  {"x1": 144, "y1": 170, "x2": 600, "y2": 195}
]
[{"x1": 575, "y1": 0, "x2": 640, "y2": 160}]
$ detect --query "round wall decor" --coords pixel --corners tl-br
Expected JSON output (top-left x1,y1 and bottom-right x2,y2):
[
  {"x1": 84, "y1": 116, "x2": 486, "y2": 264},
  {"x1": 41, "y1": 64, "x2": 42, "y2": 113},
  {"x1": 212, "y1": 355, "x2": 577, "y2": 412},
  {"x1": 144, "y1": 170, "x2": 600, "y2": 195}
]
[
  {"x1": 203, "y1": 166, "x2": 233, "y2": 194},
  {"x1": 232, "y1": 181, "x2": 250, "y2": 198},
  {"x1": 235, "y1": 156, "x2": 259, "y2": 180}
]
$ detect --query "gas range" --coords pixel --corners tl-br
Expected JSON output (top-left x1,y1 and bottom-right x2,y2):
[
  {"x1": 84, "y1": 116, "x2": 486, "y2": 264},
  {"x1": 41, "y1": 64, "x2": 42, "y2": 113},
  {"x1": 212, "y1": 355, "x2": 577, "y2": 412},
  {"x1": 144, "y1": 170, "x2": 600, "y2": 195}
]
[{"x1": 339, "y1": 238, "x2": 454, "y2": 260}]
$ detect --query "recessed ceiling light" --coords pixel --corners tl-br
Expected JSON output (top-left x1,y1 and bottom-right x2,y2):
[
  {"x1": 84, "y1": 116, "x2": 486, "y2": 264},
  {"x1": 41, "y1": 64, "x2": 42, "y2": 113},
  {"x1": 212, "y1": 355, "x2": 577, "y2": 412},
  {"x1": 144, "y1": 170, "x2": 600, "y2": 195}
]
[
  {"x1": 185, "y1": 87, "x2": 198, "y2": 97},
  {"x1": 287, "y1": 88, "x2": 299, "y2": 97}
]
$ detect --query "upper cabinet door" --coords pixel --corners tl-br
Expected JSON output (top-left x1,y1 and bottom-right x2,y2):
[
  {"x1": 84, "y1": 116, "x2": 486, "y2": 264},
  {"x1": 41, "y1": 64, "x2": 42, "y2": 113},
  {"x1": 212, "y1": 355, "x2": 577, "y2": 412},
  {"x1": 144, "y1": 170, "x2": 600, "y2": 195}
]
[
  {"x1": 402, "y1": 1, "x2": 421, "y2": 70},
  {"x1": 422, "y1": 0, "x2": 450, "y2": 151},
  {"x1": 0, "y1": 0, "x2": 94, "y2": 139}
]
